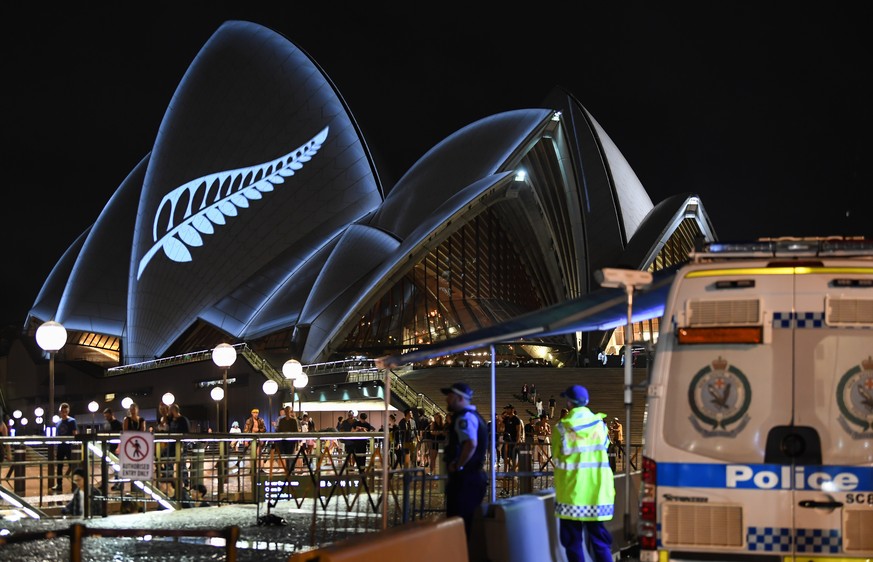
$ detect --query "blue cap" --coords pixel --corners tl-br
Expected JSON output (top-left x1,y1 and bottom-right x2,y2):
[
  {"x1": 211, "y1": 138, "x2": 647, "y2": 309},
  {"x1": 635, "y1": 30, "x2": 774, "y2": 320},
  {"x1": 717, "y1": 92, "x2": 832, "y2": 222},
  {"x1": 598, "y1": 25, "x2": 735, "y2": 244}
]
[{"x1": 560, "y1": 385, "x2": 589, "y2": 406}]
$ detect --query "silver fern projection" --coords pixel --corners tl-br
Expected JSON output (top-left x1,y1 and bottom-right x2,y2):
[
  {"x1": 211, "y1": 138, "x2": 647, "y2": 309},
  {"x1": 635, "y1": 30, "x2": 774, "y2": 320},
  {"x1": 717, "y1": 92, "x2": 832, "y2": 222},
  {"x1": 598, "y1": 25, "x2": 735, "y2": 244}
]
[{"x1": 136, "y1": 126, "x2": 330, "y2": 280}]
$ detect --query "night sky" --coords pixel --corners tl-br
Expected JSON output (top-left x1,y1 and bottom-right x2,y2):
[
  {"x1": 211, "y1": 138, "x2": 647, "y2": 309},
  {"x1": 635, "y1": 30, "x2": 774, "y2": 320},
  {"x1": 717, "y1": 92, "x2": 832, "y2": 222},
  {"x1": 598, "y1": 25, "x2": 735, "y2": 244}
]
[{"x1": 3, "y1": 3, "x2": 871, "y2": 328}]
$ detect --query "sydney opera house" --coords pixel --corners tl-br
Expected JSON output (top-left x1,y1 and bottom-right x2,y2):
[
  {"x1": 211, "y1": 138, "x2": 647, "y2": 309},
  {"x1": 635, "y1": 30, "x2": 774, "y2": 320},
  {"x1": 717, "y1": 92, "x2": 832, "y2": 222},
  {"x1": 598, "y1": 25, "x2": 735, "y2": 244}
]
[{"x1": 6, "y1": 20, "x2": 715, "y2": 421}]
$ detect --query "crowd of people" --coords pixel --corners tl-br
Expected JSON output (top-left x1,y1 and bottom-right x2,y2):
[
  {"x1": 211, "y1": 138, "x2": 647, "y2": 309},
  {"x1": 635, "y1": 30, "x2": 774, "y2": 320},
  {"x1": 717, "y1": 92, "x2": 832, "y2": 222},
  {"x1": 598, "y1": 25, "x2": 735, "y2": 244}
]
[{"x1": 4, "y1": 376, "x2": 622, "y2": 561}]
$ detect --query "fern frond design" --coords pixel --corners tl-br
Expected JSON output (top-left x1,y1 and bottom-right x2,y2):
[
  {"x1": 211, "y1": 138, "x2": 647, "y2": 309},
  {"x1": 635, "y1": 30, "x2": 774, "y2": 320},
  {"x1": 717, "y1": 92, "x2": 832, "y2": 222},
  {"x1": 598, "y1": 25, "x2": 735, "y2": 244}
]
[{"x1": 136, "y1": 126, "x2": 329, "y2": 280}]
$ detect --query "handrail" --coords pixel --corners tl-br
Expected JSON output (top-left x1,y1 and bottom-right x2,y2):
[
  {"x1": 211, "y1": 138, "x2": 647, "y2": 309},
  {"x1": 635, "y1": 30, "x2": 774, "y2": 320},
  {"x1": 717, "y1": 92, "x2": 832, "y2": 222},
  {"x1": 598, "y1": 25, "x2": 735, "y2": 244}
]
[
  {"x1": 236, "y1": 346, "x2": 283, "y2": 382},
  {"x1": 347, "y1": 369, "x2": 446, "y2": 419},
  {"x1": 106, "y1": 343, "x2": 283, "y2": 381},
  {"x1": 302, "y1": 359, "x2": 378, "y2": 376},
  {"x1": 0, "y1": 523, "x2": 240, "y2": 561},
  {"x1": 389, "y1": 370, "x2": 446, "y2": 419}
]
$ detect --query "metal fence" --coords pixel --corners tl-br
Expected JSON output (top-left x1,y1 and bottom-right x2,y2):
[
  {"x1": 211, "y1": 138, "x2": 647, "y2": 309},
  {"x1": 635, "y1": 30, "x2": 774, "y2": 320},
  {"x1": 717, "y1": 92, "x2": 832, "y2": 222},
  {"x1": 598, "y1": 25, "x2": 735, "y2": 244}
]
[
  {"x1": 1, "y1": 432, "x2": 644, "y2": 559},
  {"x1": 1, "y1": 432, "x2": 638, "y2": 545}
]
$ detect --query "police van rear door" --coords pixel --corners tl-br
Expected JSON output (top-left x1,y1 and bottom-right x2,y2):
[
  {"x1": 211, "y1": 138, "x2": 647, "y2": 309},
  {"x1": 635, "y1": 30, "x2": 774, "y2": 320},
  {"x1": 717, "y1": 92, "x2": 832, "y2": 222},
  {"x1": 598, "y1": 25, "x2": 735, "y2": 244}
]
[
  {"x1": 655, "y1": 262, "x2": 797, "y2": 553},
  {"x1": 789, "y1": 262, "x2": 873, "y2": 558}
]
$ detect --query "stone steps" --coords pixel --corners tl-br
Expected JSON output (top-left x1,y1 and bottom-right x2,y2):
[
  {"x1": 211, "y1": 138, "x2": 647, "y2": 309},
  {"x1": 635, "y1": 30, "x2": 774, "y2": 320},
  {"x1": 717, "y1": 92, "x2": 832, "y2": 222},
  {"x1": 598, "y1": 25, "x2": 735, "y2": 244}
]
[{"x1": 400, "y1": 366, "x2": 648, "y2": 446}]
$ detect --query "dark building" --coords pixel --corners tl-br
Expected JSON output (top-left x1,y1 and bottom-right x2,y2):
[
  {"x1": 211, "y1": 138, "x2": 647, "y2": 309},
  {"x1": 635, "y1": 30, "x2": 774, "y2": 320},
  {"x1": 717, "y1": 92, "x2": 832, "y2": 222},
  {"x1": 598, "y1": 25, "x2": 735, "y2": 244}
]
[{"x1": 6, "y1": 21, "x2": 715, "y2": 421}]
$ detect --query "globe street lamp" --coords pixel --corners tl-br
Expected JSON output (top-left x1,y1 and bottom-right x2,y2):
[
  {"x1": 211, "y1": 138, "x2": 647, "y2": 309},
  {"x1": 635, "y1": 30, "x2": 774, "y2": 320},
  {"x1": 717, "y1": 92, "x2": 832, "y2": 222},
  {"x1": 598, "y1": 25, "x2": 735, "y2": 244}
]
[
  {"x1": 162, "y1": 392, "x2": 175, "y2": 407},
  {"x1": 210, "y1": 386, "x2": 224, "y2": 432},
  {"x1": 212, "y1": 343, "x2": 237, "y2": 432},
  {"x1": 262, "y1": 380, "x2": 279, "y2": 431},
  {"x1": 36, "y1": 320, "x2": 67, "y2": 422},
  {"x1": 88, "y1": 401, "x2": 99, "y2": 433},
  {"x1": 121, "y1": 396, "x2": 133, "y2": 410},
  {"x1": 282, "y1": 359, "x2": 303, "y2": 414}
]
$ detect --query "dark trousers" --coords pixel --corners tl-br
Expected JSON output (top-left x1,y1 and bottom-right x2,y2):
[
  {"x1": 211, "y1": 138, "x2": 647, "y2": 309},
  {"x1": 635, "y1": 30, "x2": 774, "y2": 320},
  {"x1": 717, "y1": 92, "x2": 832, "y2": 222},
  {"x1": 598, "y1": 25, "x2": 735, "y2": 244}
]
[
  {"x1": 54, "y1": 446, "x2": 73, "y2": 488},
  {"x1": 445, "y1": 469, "x2": 486, "y2": 538},
  {"x1": 560, "y1": 519, "x2": 613, "y2": 562}
]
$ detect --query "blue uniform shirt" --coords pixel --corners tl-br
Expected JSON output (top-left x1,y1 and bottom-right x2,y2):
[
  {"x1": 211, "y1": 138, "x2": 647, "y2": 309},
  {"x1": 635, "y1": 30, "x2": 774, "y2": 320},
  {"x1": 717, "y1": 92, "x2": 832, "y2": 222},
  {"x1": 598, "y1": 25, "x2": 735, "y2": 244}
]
[{"x1": 452, "y1": 406, "x2": 481, "y2": 445}]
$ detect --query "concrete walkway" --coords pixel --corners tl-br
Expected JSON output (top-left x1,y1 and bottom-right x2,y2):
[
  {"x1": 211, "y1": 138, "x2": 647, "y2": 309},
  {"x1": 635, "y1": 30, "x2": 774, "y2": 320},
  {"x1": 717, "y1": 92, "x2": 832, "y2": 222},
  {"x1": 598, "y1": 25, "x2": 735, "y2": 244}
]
[{"x1": 1, "y1": 501, "x2": 332, "y2": 561}]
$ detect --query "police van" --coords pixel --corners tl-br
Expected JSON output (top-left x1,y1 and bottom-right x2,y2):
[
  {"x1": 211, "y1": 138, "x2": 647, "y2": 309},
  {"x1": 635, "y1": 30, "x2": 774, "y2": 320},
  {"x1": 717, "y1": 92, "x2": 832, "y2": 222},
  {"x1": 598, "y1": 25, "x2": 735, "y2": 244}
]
[{"x1": 639, "y1": 237, "x2": 873, "y2": 562}]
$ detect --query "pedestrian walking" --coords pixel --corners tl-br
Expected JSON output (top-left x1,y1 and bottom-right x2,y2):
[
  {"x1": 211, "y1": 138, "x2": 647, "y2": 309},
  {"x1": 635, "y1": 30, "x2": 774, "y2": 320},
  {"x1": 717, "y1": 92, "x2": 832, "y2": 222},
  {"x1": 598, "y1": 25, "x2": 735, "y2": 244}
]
[
  {"x1": 350, "y1": 412, "x2": 376, "y2": 471},
  {"x1": 553, "y1": 385, "x2": 615, "y2": 562},
  {"x1": 52, "y1": 402, "x2": 78, "y2": 492},
  {"x1": 102, "y1": 408, "x2": 123, "y2": 454},
  {"x1": 276, "y1": 406, "x2": 299, "y2": 458},
  {"x1": 61, "y1": 467, "x2": 99, "y2": 517},
  {"x1": 501, "y1": 404, "x2": 524, "y2": 473},
  {"x1": 397, "y1": 408, "x2": 418, "y2": 468},
  {"x1": 608, "y1": 417, "x2": 624, "y2": 466},
  {"x1": 122, "y1": 402, "x2": 147, "y2": 432},
  {"x1": 167, "y1": 403, "x2": 191, "y2": 486},
  {"x1": 99, "y1": 406, "x2": 125, "y2": 490},
  {"x1": 225, "y1": 420, "x2": 241, "y2": 454},
  {"x1": 243, "y1": 408, "x2": 266, "y2": 434}
]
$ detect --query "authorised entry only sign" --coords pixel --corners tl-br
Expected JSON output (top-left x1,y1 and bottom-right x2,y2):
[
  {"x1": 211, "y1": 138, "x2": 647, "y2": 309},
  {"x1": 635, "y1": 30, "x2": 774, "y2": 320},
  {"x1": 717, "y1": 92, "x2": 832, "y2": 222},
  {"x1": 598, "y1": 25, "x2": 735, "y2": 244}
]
[{"x1": 119, "y1": 431, "x2": 154, "y2": 480}]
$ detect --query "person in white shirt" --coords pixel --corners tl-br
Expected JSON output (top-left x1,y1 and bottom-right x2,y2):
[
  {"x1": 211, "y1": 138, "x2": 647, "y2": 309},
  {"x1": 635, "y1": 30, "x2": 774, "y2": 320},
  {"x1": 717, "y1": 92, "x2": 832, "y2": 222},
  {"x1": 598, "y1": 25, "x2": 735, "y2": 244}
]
[{"x1": 229, "y1": 420, "x2": 242, "y2": 452}]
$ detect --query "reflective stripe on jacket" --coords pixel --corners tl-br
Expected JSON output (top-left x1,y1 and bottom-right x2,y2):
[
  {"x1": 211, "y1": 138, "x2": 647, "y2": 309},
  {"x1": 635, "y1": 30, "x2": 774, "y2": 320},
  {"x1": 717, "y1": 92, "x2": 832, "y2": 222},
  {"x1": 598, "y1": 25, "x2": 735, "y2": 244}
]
[{"x1": 551, "y1": 406, "x2": 615, "y2": 521}]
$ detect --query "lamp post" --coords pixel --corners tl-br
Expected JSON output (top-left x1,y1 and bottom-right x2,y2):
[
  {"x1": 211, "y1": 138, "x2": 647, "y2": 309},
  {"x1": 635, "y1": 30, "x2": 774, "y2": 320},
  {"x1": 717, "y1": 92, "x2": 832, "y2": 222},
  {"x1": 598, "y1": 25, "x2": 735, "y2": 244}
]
[
  {"x1": 10, "y1": 410, "x2": 21, "y2": 437},
  {"x1": 33, "y1": 407, "x2": 44, "y2": 436},
  {"x1": 36, "y1": 320, "x2": 67, "y2": 422},
  {"x1": 88, "y1": 401, "x2": 99, "y2": 433},
  {"x1": 294, "y1": 373, "x2": 309, "y2": 414},
  {"x1": 282, "y1": 359, "x2": 303, "y2": 414},
  {"x1": 210, "y1": 387, "x2": 224, "y2": 432},
  {"x1": 262, "y1": 380, "x2": 278, "y2": 431},
  {"x1": 212, "y1": 343, "x2": 237, "y2": 432},
  {"x1": 595, "y1": 267, "x2": 653, "y2": 541}
]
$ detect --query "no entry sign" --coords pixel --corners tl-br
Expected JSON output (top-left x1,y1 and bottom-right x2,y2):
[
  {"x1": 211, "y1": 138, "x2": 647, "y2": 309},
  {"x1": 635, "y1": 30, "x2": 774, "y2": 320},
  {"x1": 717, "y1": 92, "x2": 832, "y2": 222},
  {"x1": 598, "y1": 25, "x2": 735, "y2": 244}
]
[{"x1": 119, "y1": 431, "x2": 154, "y2": 480}]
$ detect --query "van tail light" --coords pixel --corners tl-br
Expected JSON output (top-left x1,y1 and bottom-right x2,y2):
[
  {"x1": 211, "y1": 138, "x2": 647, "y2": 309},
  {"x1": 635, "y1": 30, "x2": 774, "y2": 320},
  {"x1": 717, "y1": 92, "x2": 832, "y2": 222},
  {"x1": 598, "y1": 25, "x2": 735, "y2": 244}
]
[
  {"x1": 678, "y1": 326, "x2": 763, "y2": 344},
  {"x1": 639, "y1": 455, "x2": 657, "y2": 551}
]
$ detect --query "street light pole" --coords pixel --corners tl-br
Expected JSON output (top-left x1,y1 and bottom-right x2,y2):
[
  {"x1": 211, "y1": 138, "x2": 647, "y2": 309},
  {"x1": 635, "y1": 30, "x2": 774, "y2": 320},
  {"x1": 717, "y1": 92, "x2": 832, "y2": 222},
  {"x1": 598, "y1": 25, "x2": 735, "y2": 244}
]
[
  {"x1": 36, "y1": 320, "x2": 67, "y2": 423},
  {"x1": 210, "y1": 387, "x2": 224, "y2": 432},
  {"x1": 595, "y1": 267, "x2": 653, "y2": 541},
  {"x1": 88, "y1": 401, "x2": 99, "y2": 434},
  {"x1": 282, "y1": 359, "x2": 303, "y2": 415},
  {"x1": 212, "y1": 344, "x2": 238, "y2": 432},
  {"x1": 294, "y1": 373, "x2": 309, "y2": 414},
  {"x1": 262, "y1": 380, "x2": 278, "y2": 431}
]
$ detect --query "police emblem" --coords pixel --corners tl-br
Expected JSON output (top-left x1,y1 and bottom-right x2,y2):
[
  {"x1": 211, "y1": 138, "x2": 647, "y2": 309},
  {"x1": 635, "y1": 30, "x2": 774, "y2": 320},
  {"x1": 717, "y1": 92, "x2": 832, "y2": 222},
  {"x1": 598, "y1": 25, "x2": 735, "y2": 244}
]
[
  {"x1": 688, "y1": 356, "x2": 752, "y2": 437},
  {"x1": 836, "y1": 356, "x2": 873, "y2": 439}
]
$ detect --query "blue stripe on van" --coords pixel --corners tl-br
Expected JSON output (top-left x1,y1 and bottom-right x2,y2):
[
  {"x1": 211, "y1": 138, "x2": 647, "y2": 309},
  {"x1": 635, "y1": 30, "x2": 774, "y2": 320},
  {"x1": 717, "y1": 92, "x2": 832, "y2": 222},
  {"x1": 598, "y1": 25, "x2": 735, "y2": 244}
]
[{"x1": 658, "y1": 462, "x2": 873, "y2": 492}]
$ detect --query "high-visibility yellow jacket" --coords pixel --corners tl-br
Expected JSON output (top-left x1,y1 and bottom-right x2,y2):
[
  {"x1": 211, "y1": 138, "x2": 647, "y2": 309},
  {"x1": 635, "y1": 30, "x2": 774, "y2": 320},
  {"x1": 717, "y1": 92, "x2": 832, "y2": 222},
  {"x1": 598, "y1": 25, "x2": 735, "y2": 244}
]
[{"x1": 551, "y1": 406, "x2": 615, "y2": 521}]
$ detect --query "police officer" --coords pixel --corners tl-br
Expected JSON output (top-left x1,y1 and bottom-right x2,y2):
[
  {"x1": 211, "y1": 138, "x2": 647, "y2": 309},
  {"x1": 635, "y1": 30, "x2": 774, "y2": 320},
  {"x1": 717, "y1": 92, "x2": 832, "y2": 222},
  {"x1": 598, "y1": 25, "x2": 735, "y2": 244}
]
[
  {"x1": 553, "y1": 385, "x2": 615, "y2": 562},
  {"x1": 441, "y1": 382, "x2": 487, "y2": 541}
]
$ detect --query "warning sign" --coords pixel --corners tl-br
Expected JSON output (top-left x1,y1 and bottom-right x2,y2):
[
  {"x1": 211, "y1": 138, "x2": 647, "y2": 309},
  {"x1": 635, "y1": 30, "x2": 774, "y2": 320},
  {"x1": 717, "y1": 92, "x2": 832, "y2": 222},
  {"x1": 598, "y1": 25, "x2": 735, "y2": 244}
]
[{"x1": 120, "y1": 431, "x2": 154, "y2": 480}]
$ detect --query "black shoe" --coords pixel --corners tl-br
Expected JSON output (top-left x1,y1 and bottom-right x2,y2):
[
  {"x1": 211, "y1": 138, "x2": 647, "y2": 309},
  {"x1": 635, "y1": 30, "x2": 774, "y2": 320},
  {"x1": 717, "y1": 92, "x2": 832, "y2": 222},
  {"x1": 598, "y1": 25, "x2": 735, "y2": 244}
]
[{"x1": 52, "y1": 485, "x2": 63, "y2": 492}]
